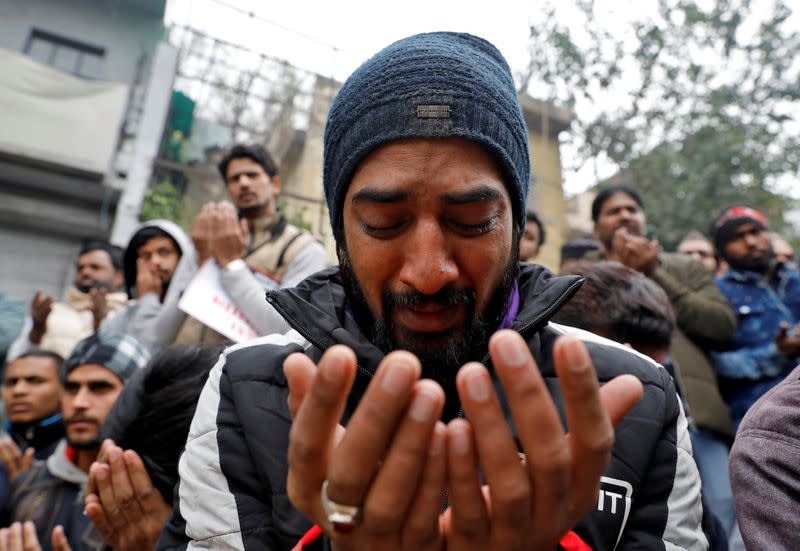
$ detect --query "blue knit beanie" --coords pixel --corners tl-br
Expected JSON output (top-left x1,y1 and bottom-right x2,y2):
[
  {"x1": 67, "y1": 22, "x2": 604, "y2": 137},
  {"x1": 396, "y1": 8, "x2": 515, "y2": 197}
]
[{"x1": 323, "y1": 32, "x2": 530, "y2": 236}]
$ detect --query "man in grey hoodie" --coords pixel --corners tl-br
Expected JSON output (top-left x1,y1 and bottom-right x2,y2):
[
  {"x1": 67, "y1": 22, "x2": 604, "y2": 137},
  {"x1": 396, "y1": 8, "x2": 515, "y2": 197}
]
[{"x1": 101, "y1": 220, "x2": 196, "y2": 353}]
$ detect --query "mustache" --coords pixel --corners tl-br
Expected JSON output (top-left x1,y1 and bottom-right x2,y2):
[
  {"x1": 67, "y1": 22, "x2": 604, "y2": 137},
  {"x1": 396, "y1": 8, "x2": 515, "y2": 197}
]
[
  {"x1": 65, "y1": 414, "x2": 100, "y2": 426},
  {"x1": 383, "y1": 287, "x2": 476, "y2": 309},
  {"x1": 75, "y1": 281, "x2": 113, "y2": 293}
]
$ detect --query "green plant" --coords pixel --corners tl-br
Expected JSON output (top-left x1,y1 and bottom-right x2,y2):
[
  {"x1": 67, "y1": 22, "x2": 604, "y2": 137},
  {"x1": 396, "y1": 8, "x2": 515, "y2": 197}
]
[{"x1": 139, "y1": 179, "x2": 180, "y2": 222}]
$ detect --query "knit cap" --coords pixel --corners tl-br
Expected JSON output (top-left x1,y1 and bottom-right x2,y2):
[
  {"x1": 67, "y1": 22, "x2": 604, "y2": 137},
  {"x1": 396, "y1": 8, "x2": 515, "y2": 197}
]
[
  {"x1": 323, "y1": 31, "x2": 530, "y2": 236},
  {"x1": 62, "y1": 332, "x2": 150, "y2": 384},
  {"x1": 711, "y1": 206, "x2": 769, "y2": 252}
]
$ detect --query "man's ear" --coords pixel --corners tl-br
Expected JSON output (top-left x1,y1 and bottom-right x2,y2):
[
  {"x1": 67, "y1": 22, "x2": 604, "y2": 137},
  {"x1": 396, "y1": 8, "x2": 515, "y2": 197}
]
[
  {"x1": 271, "y1": 175, "x2": 282, "y2": 195},
  {"x1": 114, "y1": 271, "x2": 124, "y2": 291},
  {"x1": 591, "y1": 226, "x2": 600, "y2": 239}
]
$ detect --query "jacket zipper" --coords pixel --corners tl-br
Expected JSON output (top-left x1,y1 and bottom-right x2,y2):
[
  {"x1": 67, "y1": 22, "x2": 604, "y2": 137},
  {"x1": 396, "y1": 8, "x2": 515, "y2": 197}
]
[
  {"x1": 440, "y1": 277, "x2": 584, "y2": 512},
  {"x1": 266, "y1": 294, "x2": 375, "y2": 380}
]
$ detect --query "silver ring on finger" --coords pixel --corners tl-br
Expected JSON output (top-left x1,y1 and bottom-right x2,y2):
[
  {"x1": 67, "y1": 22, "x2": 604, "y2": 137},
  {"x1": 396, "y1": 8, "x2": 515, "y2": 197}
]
[{"x1": 321, "y1": 479, "x2": 362, "y2": 534}]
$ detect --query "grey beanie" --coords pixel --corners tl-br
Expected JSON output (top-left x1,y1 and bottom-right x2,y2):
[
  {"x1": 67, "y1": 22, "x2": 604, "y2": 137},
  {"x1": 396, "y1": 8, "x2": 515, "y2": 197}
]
[
  {"x1": 323, "y1": 31, "x2": 530, "y2": 236},
  {"x1": 62, "y1": 332, "x2": 150, "y2": 384}
]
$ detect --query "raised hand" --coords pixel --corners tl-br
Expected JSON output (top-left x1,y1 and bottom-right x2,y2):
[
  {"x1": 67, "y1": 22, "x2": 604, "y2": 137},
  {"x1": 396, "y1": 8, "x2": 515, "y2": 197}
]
[
  {"x1": 284, "y1": 333, "x2": 644, "y2": 551},
  {"x1": 775, "y1": 321, "x2": 800, "y2": 358},
  {"x1": 135, "y1": 258, "x2": 162, "y2": 299},
  {"x1": 29, "y1": 292, "x2": 53, "y2": 344},
  {"x1": 209, "y1": 202, "x2": 248, "y2": 268},
  {"x1": 609, "y1": 227, "x2": 660, "y2": 276},
  {"x1": 85, "y1": 440, "x2": 171, "y2": 551},
  {"x1": 191, "y1": 203, "x2": 215, "y2": 267},
  {"x1": 442, "y1": 331, "x2": 643, "y2": 550},
  {"x1": 285, "y1": 346, "x2": 446, "y2": 551},
  {"x1": 0, "y1": 521, "x2": 71, "y2": 551},
  {"x1": 51, "y1": 526, "x2": 72, "y2": 551},
  {"x1": 89, "y1": 288, "x2": 109, "y2": 331},
  {"x1": 0, "y1": 440, "x2": 34, "y2": 482}
]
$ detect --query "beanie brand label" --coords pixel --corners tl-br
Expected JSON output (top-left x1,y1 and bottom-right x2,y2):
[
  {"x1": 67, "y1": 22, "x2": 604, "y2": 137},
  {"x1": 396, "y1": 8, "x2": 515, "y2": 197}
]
[{"x1": 417, "y1": 105, "x2": 451, "y2": 118}]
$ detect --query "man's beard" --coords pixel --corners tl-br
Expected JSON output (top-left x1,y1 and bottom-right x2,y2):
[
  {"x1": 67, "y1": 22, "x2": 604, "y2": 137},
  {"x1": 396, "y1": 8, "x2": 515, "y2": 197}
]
[
  {"x1": 66, "y1": 416, "x2": 102, "y2": 450},
  {"x1": 75, "y1": 280, "x2": 114, "y2": 294},
  {"x1": 723, "y1": 250, "x2": 772, "y2": 274},
  {"x1": 67, "y1": 435, "x2": 102, "y2": 450},
  {"x1": 338, "y1": 239, "x2": 520, "y2": 390},
  {"x1": 237, "y1": 203, "x2": 268, "y2": 218}
]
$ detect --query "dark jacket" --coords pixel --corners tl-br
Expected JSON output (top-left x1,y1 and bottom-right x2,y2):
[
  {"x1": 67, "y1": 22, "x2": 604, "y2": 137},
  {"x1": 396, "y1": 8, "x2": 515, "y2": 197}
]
[
  {"x1": 729, "y1": 364, "x2": 800, "y2": 550},
  {"x1": 157, "y1": 265, "x2": 707, "y2": 551},
  {"x1": 4, "y1": 414, "x2": 64, "y2": 462},
  {"x1": 0, "y1": 414, "x2": 64, "y2": 508},
  {"x1": 4, "y1": 440, "x2": 103, "y2": 550}
]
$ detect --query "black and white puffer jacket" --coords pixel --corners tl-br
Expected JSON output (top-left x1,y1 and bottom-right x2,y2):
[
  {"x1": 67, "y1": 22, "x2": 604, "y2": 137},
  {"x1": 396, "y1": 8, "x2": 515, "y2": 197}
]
[{"x1": 157, "y1": 265, "x2": 707, "y2": 551}]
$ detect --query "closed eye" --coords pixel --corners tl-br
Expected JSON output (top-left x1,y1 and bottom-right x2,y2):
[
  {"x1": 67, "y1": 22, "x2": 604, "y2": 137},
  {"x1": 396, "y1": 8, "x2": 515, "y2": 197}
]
[
  {"x1": 361, "y1": 220, "x2": 406, "y2": 238},
  {"x1": 451, "y1": 214, "x2": 499, "y2": 235}
]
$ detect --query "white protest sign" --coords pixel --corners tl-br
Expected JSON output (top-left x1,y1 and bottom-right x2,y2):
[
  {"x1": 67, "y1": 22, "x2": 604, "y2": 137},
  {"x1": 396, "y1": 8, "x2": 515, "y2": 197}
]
[{"x1": 178, "y1": 260, "x2": 258, "y2": 342}]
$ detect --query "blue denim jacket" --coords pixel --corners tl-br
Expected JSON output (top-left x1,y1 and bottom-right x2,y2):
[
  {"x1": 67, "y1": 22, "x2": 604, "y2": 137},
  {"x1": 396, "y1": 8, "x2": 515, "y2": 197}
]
[{"x1": 711, "y1": 265, "x2": 800, "y2": 425}]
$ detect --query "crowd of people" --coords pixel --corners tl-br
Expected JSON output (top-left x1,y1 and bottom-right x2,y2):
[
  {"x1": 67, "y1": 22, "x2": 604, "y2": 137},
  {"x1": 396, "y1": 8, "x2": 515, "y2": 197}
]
[{"x1": 0, "y1": 30, "x2": 797, "y2": 551}]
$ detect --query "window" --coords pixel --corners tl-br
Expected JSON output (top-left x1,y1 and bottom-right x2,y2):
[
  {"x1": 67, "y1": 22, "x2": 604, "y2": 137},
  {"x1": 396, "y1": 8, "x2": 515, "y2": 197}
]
[{"x1": 24, "y1": 29, "x2": 105, "y2": 80}]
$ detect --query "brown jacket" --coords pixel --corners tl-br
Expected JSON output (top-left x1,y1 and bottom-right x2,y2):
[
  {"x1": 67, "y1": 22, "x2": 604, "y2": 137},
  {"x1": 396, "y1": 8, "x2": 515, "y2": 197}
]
[{"x1": 653, "y1": 253, "x2": 737, "y2": 438}]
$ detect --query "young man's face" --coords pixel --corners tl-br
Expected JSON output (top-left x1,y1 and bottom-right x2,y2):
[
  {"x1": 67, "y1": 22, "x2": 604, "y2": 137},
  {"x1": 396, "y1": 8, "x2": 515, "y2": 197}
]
[
  {"x1": 340, "y1": 137, "x2": 517, "y2": 374},
  {"x1": 61, "y1": 364, "x2": 124, "y2": 449},
  {"x1": 2, "y1": 356, "x2": 62, "y2": 424},
  {"x1": 519, "y1": 219, "x2": 541, "y2": 261},
  {"x1": 137, "y1": 236, "x2": 180, "y2": 284},
  {"x1": 771, "y1": 236, "x2": 796, "y2": 265},
  {"x1": 593, "y1": 192, "x2": 647, "y2": 249},
  {"x1": 74, "y1": 250, "x2": 121, "y2": 293},
  {"x1": 677, "y1": 239, "x2": 717, "y2": 273},
  {"x1": 722, "y1": 222, "x2": 772, "y2": 273},
  {"x1": 225, "y1": 157, "x2": 281, "y2": 217}
]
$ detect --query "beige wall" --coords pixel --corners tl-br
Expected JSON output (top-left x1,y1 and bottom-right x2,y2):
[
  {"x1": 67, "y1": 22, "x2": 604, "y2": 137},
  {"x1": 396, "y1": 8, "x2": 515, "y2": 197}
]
[
  {"x1": 565, "y1": 190, "x2": 596, "y2": 239},
  {"x1": 280, "y1": 76, "x2": 338, "y2": 265},
  {"x1": 528, "y1": 133, "x2": 568, "y2": 272}
]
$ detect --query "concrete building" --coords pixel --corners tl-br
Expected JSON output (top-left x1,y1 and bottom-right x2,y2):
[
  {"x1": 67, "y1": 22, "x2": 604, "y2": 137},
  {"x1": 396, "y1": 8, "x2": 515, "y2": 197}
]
[
  {"x1": 0, "y1": 0, "x2": 175, "y2": 300},
  {"x1": 519, "y1": 96, "x2": 573, "y2": 272},
  {"x1": 565, "y1": 189, "x2": 598, "y2": 239}
]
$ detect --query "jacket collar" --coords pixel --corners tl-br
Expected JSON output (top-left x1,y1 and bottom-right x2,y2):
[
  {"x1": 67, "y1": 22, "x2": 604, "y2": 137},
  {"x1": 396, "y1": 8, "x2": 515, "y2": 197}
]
[
  {"x1": 46, "y1": 439, "x2": 88, "y2": 486},
  {"x1": 250, "y1": 212, "x2": 283, "y2": 235},
  {"x1": 267, "y1": 264, "x2": 584, "y2": 376},
  {"x1": 721, "y1": 267, "x2": 767, "y2": 284},
  {"x1": 5, "y1": 413, "x2": 64, "y2": 451},
  {"x1": 721, "y1": 254, "x2": 794, "y2": 280}
]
